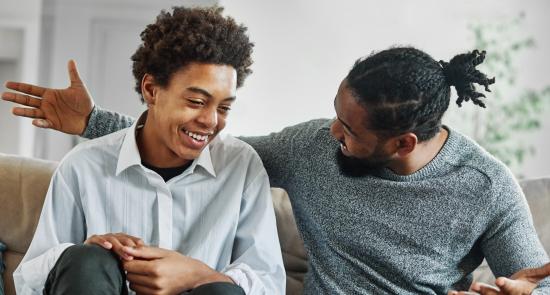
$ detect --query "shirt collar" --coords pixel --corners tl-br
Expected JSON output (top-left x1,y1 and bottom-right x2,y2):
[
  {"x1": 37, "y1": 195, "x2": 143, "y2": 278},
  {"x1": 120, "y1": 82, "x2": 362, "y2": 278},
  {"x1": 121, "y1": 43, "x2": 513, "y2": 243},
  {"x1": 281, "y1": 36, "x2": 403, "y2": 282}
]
[{"x1": 116, "y1": 112, "x2": 216, "y2": 178}]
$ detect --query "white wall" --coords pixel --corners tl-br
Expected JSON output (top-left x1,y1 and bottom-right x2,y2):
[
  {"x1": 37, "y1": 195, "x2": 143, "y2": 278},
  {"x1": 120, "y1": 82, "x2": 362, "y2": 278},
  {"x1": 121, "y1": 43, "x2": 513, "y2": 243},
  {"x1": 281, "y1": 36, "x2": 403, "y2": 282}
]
[
  {"x1": 0, "y1": 0, "x2": 43, "y2": 157},
  {"x1": 219, "y1": 0, "x2": 550, "y2": 178}
]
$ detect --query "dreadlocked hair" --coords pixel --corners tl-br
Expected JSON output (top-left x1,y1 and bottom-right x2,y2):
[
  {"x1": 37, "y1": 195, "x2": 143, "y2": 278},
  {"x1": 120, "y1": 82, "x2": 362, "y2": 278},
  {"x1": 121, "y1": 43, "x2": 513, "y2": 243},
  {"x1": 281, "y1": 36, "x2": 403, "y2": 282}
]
[
  {"x1": 131, "y1": 6, "x2": 254, "y2": 103},
  {"x1": 439, "y1": 50, "x2": 496, "y2": 108},
  {"x1": 346, "y1": 47, "x2": 495, "y2": 142}
]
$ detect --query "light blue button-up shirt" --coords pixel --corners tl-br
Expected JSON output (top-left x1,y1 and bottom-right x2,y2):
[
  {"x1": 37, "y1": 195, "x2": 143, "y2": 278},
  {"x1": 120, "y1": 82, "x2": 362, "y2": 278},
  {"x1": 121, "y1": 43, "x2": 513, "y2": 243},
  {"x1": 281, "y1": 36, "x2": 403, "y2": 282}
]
[{"x1": 14, "y1": 119, "x2": 286, "y2": 295}]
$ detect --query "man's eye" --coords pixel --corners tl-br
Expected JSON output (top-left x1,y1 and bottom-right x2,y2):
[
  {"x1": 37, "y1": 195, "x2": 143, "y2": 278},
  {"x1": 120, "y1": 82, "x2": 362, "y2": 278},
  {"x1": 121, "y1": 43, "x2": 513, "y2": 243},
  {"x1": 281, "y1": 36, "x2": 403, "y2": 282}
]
[
  {"x1": 218, "y1": 106, "x2": 231, "y2": 113},
  {"x1": 188, "y1": 99, "x2": 204, "y2": 106}
]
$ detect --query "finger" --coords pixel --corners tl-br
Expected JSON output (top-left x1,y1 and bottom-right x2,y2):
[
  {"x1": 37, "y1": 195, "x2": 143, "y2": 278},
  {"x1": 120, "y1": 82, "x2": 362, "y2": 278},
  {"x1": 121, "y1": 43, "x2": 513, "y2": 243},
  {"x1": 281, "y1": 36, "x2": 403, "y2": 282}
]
[
  {"x1": 117, "y1": 236, "x2": 138, "y2": 248},
  {"x1": 4, "y1": 81, "x2": 46, "y2": 97},
  {"x1": 470, "y1": 281, "x2": 500, "y2": 292},
  {"x1": 1, "y1": 92, "x2": 42, "y2": 108},
  {"x1": 84, "y1": 235, "x2": 113, "y2": 249},
  {"x1": 123, "y1": 259, "x2": 156, "y2": 275},
  {"x1": 68, "y1": 60, "x2": 83, "y2": 85},
  {"x1": 104, "y1": 236, "x2": 133, "y2": 260},
  {"x1": 447, "y1": 291, "x2": 480, "y2": 295},
  {"x1": 476, "y1": 285, "x2": 500, "y2": 295},
  {"x1": 128, "y1": 282, "x2": 158, "y2": 295},
  {"x1": 516, "y1": 262, "x2": 550, "y2": 280},
  {"x1": 496, "y1": 277, "x2": 536, "y2": 293},
  {"x1": 113, "y1": 233, "x2": 144, "y2": 249},
  {"x1": 32, "y1": 119, "x2": 53, "y2": 129},
  {"x1": 122, "y1": 246, "x2": 164, "y2": 260},
  {"x1": 126, "y1": 273, "x2": 160, "y2": 289},
  {"x1": 12, "y1": 107, "x2": 45, "y2": 119},
  {"x1": 495, "y1": 277, "x2": 513, "y2": 291},
  {"x1": 127, "y1": 237, "x2": 145, "y2": 248}
]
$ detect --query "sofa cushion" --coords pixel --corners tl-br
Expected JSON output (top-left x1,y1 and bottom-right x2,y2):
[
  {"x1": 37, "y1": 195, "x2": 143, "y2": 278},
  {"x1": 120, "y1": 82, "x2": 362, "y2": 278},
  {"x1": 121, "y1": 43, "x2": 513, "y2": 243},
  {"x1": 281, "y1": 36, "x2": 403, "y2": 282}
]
[
  {"x1": 0, "y1": 154, "x2": 57, "y2": 255},
  {"x1": 271, "y1": 188, "x2": 307, "y2": 295},
  {"x1": 520, "y1": 177, "x2": 550, "y2": 249}
]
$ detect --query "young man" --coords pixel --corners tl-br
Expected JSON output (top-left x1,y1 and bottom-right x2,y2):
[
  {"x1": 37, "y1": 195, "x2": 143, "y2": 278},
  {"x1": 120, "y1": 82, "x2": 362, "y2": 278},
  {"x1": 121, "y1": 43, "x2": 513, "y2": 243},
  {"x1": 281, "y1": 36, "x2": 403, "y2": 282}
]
[
  {"x1": 4, "y1": 46, "x2": 550, "y2": 294},
  {"x1": 7, "y1": 6, "x2": 285, "y2": 295}
]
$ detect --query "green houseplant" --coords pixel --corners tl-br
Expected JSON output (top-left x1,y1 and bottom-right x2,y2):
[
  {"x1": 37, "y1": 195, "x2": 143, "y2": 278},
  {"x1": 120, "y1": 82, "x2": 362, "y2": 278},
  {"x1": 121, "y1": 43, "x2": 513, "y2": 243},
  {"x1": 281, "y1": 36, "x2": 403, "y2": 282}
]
[{"x1": 444, "y1": 13, "x2": 550, "y2": 176}]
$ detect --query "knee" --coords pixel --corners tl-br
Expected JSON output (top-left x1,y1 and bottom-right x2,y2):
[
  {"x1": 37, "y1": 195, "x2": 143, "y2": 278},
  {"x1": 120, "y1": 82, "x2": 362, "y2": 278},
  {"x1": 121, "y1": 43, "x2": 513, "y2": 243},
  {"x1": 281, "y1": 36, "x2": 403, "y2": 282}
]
[
  {"x1": 58, "y1": 244, "x2": 120, "y2": 274},
  {"x1": 44, "y1": 244, "x2": 126, "y2": 295}
]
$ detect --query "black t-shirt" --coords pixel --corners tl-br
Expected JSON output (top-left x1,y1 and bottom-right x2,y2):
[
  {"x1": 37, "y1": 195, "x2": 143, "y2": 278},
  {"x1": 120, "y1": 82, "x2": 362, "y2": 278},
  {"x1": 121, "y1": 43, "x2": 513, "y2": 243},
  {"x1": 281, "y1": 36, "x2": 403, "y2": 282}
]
[{"x1": 142, "y1": 161, "x2": 191, "y2": 182}]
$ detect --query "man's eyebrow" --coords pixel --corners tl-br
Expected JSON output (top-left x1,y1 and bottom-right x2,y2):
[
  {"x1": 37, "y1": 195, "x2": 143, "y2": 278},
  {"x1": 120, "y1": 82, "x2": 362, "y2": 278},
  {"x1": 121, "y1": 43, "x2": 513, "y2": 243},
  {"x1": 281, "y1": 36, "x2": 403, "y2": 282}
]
[
  {"x1": 187, "y1": 87, "x2": 236, "y2": 101},
  {"x1": 187, "y1": 87, "x2": 213, "y2": 98}
]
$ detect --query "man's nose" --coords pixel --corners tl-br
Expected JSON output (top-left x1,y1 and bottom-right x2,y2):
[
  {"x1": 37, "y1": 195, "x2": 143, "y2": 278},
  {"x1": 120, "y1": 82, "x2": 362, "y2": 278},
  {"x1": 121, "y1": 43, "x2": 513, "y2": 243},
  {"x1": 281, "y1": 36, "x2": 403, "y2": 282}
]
[
  {"x1": 329, "y1": 119, "x2": 343, "y2": 141},
  {"x1": 197, "y1": 108, "x2": 218, "y2": 129}
]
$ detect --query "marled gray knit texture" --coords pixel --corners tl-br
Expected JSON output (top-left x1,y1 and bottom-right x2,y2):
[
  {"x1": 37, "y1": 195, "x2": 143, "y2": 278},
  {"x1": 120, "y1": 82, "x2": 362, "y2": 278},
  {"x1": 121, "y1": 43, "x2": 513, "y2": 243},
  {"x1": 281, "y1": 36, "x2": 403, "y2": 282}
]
[
  {"x1": 84, "y1": 113, "x2": 550, "y2": 294},
  {"x1": 82, "y1": 105, "x2": 135, "y2": 139}
]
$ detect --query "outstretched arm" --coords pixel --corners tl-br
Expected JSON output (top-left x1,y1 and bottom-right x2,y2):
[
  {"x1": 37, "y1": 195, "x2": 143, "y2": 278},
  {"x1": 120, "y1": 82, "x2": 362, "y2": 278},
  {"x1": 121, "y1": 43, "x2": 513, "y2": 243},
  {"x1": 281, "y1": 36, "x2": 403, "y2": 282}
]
[
  {"x1": 449, "y1": 263, "x2": 550, "y2": 294},
  {"x1": 2, "y1": 60, "x2": 134, "y2": 139},
  {"x1": 449, "y1": 175, "x2": 550, "y2": 295}
]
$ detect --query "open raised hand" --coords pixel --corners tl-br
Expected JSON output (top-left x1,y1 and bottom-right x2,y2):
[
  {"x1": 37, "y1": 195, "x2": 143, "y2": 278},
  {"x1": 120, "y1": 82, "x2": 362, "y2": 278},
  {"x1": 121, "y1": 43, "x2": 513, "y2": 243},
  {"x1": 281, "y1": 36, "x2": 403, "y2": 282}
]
[{"x1": 1, "y1": 60, "x2": 94, "y2": 135}]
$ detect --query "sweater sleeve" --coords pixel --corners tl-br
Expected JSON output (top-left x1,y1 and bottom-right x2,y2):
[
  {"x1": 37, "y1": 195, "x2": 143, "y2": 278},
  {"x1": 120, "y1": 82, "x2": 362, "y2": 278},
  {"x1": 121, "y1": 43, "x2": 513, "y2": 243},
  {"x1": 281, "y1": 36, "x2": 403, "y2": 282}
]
[
  {"x1": 480, "y1": 171, "x2": 550, "y2": 292},
  {"x1": 239, "y1": 119, "x2": 327, "y2": 190},
  {"x1": 82, "y1": 105, "x2": 135, "y2": 139},
  {"x1": 238, "y1": 131, "x2": 296, "y2": 189}
]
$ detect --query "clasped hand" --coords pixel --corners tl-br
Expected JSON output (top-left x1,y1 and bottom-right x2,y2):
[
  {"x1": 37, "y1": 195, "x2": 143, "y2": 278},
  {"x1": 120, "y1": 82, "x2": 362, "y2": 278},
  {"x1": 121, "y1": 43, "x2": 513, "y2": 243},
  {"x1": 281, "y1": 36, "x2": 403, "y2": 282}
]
[{"x1": 84, "y1": 233, "x2": 233, "y2": 295}]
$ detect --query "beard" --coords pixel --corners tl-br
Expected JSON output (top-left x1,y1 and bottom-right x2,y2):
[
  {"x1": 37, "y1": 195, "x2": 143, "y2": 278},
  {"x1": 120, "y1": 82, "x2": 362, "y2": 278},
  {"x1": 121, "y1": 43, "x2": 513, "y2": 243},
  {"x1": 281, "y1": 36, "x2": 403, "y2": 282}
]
[{"x1": 335, "y1": 148, "x2": 391, "y2": 177}]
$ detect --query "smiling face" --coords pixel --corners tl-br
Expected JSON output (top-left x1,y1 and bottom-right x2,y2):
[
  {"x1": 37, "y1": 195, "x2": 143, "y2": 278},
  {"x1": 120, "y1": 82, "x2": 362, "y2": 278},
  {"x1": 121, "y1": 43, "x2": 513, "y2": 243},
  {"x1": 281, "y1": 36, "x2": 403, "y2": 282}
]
[
  {"x1": 140, "y1": 62, "x2": 237, "y2": 167},
  {"x1": 330, "y1": 79, "x2": 396, "y2": 174}
]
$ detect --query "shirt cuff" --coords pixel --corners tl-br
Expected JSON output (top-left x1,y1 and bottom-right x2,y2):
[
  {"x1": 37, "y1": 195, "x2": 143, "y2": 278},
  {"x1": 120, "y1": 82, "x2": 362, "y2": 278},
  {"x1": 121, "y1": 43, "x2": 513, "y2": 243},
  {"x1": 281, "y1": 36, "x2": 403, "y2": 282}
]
[
  {"x1": 222, "y1": 262, "x2": 261, "y2": 295},
  {"x1": 19, "y1": 243, "x2": 74, "y2": 291},
  {"x1": 82, "y1": 105, "x2": 101, "y2": 139}
]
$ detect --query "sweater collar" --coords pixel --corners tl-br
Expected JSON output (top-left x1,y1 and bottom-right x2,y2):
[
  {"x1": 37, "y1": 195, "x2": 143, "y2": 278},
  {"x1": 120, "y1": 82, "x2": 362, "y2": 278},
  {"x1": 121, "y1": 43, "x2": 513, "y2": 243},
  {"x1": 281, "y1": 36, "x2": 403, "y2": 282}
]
[{"x1": 376, "y1": 126, "x2": 461, "y2": 182}]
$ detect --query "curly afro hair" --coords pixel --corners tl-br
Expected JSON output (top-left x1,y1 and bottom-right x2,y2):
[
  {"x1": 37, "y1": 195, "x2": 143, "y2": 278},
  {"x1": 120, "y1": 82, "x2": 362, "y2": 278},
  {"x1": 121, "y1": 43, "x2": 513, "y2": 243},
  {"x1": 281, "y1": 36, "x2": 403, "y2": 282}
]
[{"x1": 131, "y1": 6, "x2": 254, "y2": 102}]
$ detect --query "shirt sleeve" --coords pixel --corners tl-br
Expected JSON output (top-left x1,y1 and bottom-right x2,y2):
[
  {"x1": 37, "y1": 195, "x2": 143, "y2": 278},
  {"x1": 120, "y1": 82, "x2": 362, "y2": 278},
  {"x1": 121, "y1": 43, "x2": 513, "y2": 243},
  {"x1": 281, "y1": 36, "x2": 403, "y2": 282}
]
[
  {"x1": 481, "y1": 174, "x2": 550, "y2": 292},
  {"x1": 82, "y1": 105, "x2": 135, "y2": 139},
  {"x1": 221, "y1": 156, "x2": 286, "y2": 295},
  {"x1": 13, "y1": 168, "x2": 86, "y2": 294}
]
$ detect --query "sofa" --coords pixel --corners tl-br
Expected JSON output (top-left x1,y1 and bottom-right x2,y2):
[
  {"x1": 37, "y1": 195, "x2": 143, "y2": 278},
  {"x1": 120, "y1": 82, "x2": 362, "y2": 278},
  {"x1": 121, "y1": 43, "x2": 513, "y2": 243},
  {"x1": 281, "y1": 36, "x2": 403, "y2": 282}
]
[{"x1": 0, "y1": 153, "x2": 549, "y2": 295}]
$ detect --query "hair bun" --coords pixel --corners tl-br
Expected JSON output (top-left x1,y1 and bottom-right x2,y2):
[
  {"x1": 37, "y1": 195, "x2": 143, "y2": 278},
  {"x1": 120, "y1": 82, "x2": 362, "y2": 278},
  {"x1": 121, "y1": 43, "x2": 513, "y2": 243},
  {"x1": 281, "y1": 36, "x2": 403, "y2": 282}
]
[{"x1": 439, "y1": 50, "x2": 495, "y2": 108}]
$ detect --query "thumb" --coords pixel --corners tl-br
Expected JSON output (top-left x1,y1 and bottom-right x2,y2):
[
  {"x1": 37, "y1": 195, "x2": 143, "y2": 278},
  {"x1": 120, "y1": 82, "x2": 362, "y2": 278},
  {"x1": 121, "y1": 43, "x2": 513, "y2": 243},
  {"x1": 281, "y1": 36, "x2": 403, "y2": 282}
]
[
  {"x1": 496, "y1": 276, "x2": 536, "y2": 294},
  {"x1": 67, "y1": 59, "x2": 83, "y2": 86},
  {"x1": 122, "y1": 245, "x2": 165, "y2": 259},
  {"x1": 496, "y1": 277, "x2": 514, "y2": 291},
  {"x1": 33, "y1": 119, "x2": 53, "y2": 129}
]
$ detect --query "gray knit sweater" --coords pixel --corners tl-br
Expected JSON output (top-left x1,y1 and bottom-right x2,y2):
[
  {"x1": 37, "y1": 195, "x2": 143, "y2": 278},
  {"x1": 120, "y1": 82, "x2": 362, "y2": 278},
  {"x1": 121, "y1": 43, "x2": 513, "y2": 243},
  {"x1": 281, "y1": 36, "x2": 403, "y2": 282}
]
[{"x1": 83, "y1": 106, "x2": 550, "y2": 294}]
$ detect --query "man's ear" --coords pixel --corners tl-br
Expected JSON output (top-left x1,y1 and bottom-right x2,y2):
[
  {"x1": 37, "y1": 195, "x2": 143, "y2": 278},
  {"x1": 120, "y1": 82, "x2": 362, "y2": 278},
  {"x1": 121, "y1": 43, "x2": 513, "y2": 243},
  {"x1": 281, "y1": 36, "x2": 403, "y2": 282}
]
[
  {"x1": 396, "y1": 132, "x2": 417, "y2": 156},
  {"x1": 141, "y1": 74, "x2": 157, "y2": 106}
]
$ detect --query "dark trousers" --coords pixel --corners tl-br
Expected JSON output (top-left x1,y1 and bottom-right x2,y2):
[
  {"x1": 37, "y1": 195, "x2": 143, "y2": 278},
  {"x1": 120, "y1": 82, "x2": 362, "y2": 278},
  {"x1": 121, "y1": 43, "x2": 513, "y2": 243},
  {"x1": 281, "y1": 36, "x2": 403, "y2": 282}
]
[{"x1": 43, "y1": 244, "x2": 245, "y2": 295}]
